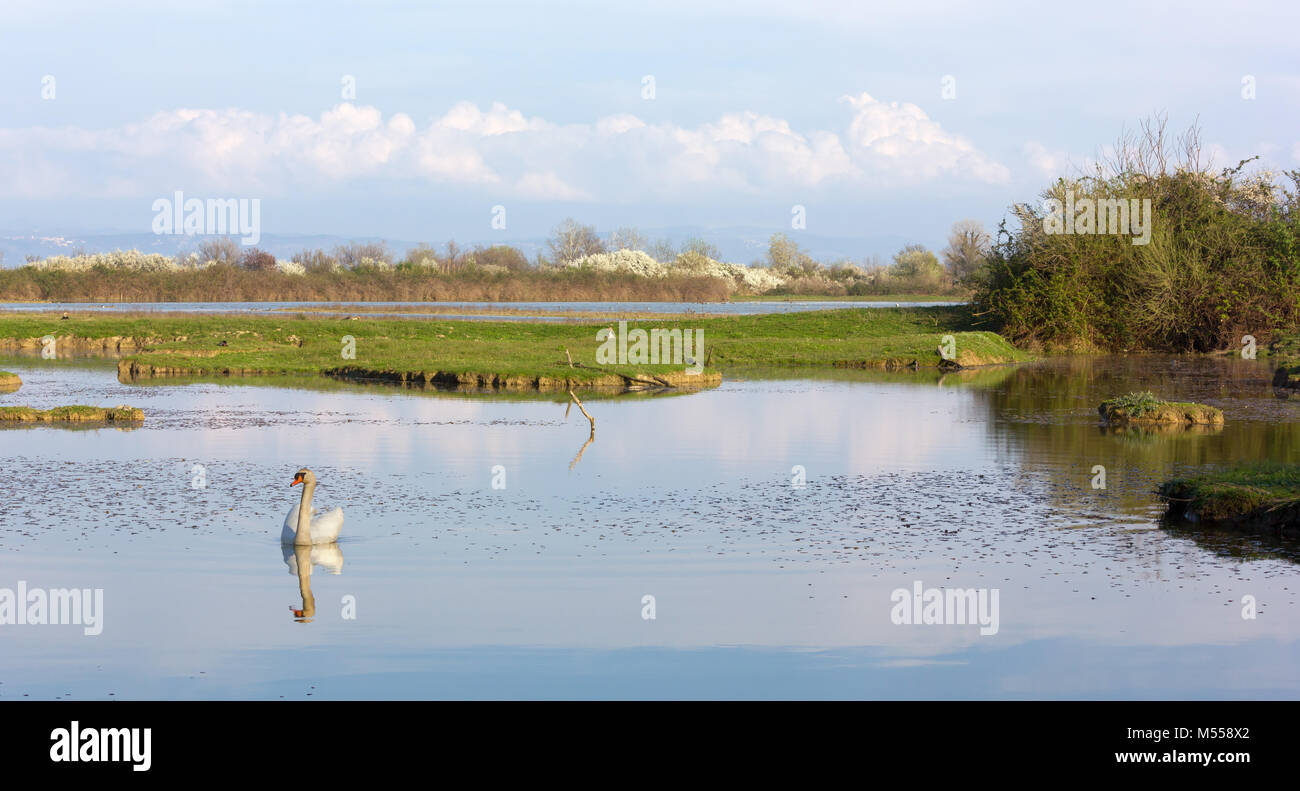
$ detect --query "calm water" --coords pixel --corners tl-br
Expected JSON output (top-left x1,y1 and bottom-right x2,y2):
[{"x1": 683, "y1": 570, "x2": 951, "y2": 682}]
[
  {"x1": 0, "y1": 299, "x2": 959, "y2": 321},
  {"x1": 0, "y1": 355, "x2": 1297, "y2": 699}
]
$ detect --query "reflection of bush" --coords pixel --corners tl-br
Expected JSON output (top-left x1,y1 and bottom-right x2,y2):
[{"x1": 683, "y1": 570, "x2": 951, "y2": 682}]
[
  {"x1": 968, "y1": 356, "x2": 1300, "y2": 520},
  {"x1": 1099, "y1": 422, "x2": 1223, "y2": 440}
]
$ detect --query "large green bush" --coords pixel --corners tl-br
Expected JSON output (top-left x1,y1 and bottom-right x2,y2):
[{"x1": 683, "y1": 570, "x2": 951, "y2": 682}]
[{"x1": 973, "y1": 122, "x2": 1300, "y2": 352}]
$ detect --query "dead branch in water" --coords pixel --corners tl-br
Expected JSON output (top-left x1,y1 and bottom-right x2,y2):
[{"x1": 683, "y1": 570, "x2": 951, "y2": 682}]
[
  {"x1": 567, "y1": 389, "x2": 596, "y2": 470},
  {"x1": 568, "y1": 389, "x2": 595, "y2": 430},
  {"x1": 569, "y1": 427, "x2": 595, "y2": 470}
]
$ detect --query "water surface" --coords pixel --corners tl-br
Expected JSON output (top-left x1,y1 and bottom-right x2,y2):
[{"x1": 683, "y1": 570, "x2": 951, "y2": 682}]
[{"x1": 0, "y1": 355, "x2": 1296, "y2": 699}]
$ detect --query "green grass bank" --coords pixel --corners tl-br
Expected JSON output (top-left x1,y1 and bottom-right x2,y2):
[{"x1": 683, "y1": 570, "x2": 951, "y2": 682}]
[{"x1": 0, "y1": 306, "x2": 1028, "y2": 391}]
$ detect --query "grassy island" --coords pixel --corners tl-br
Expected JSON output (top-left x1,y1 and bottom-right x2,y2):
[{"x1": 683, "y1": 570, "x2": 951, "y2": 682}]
[
  {"x1": 0, "y1": 405, "x2": 144, "y2": 423},
  {"x1": 1098, "y1": 392, "x2": 1223, "y2": 425},
  {"x1": 1159, "y1": 463, "x2": 1300, "y2": 537}
]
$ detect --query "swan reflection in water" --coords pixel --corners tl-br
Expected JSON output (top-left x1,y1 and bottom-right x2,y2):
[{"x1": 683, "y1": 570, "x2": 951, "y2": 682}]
[{"x1": 282, "y1": 542, "x2": 344, "y2": 623}]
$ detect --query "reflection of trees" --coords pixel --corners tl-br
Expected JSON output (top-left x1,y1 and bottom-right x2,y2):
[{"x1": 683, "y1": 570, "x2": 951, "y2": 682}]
[
  {"x1": 1160, "y1": 519, "x2": 1300, "y2": 564},
  {"x1": 964, "y1": 355, "x2": 1300, "y2": 563},
  {"x1": 0, "y1": 423, "x2": 140, "y2": 433},
  {"x1": 123, "y1": 369, "x2": 709, "y2": 404}
]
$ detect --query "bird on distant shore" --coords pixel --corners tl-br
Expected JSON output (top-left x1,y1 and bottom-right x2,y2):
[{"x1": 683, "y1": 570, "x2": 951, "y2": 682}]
[{"x1": 60, "y1": 311, "x2": 69, "y2": 320}]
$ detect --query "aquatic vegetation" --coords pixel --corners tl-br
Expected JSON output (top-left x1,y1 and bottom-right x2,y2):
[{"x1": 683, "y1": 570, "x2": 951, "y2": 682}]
[
  {"x1": 0, "y1": 371, "x2": 19, "y2": 392},
  {"x1": 1160, "y1": 463, "x2": 1300, "y2": 537},
  {"x1": 1100, "y1": 391, "x2": 1163, "y2": 416},
  {"x1": 1099, "y1": 392, "x2": 1223, "y2": 424}
]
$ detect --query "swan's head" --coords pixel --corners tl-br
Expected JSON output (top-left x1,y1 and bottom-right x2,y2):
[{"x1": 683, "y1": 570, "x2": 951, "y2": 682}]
[{"x1": 290, "y1": 468, "x2": 316, "y2": 488}]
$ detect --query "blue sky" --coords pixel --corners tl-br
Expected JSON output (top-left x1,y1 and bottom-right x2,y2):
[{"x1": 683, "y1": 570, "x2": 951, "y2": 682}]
[{"x1": 1, "y1": 0, "x2": 1296, "y2": 255}]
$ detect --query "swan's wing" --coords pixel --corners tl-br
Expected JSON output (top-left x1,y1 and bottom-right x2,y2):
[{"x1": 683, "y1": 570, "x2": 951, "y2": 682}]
[
  {"x1": 281, "y1": 503, "x2": 300, "y2": 543},
  {"x1": 311, "y1": 507, "x2": 344, "y2": 543}
]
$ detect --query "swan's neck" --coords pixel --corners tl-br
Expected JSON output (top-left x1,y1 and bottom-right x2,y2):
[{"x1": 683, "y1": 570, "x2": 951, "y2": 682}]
[
  {"x1": 294, "y1": 544, "x2": 315, "y2": 618},
  {"x1": 294, "y1": 482, "x2": 315, "y2": 544}
]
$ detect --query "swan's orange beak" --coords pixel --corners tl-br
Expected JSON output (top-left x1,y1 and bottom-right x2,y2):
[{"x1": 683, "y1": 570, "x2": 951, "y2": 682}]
[{"x1": 290, "y1": 475, "x2": 302, "y2": 487}]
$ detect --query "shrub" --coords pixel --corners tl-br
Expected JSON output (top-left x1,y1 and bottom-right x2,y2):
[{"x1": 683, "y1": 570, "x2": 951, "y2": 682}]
[
  {"x1": 333, "y1": 241, "x2": 392, "y2": 269},
  {"x1": 548, "y1": 218, "x2": 605, "y2": 264},
  {"x1": 197, "y1": 238, "x2": 240, "y2": 266},
  {"x1": 238, "y1": 247, "x2": 278, "y2": 271},
  {"x1": 973, "y1": 116, "x2": 1300, "y2": 352},
  {"x1": 469, "y1": 244, "x2": 530, "y2": 272}
]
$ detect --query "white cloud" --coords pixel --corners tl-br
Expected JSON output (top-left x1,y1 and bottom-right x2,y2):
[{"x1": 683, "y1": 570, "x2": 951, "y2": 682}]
[
  {"x1": 841, "y1": 93, "x2": 1009, "y2": 183},
  {"x1": 514, "y1": 171, "x2": 589, "y2": 200},
  {"x1": 1022, "y1": 141, "x2": 1069, "y2": 180},
  {"x1": 0, "y1": 96, "x2": 1008, "y2": 200}
]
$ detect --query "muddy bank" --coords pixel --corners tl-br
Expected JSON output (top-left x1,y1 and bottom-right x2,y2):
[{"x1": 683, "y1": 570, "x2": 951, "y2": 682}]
[
  {"x1": 1161, "y1": 488, "x2": 1300, "y2": 539},
  {"x1": 0, "y1": 372, "x2": 19, "y2": 393},
  {"x1": 0, "y1": 334, "x2": 190, "y2": 354},
  {"x1": 832, "y1": 347, "x2": 1008, "y2": 371},
  {"x1": 118, "y1": 358, "x2": 721, "y2": 392},
  {"x1": 0, "y1": 405, "x2": 144, "y2": 423}
]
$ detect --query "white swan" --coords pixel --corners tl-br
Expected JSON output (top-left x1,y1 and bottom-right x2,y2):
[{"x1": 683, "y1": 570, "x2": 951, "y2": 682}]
[{"x1": 281, "y1": 468, "x2": 344, "y2": 545}]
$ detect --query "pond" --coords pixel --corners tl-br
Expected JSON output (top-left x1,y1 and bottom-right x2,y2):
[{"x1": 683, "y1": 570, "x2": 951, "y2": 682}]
[{"x1": 0, "y1": 354, "x2": 1296, "y2": 699}]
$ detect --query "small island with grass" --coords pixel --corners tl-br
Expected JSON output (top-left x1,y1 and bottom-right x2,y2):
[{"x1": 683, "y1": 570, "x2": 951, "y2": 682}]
[
  {"x1": 0, "y1": 371, "x2": 20, "y2": 393},
  {"x1": 1098, "y1": 391, "x2": 1223, "y2": 426},
  {"x1": 1159, "y1": 463, "x2": 1300, "y2": 538},
  {"x1": 0, "y1": 405, "x2": 144, "y2": 423}
]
